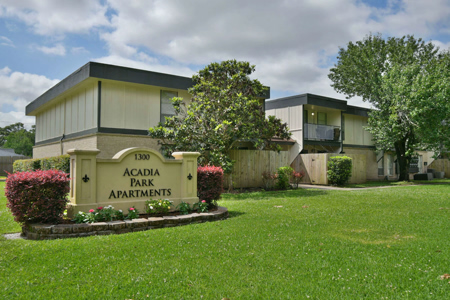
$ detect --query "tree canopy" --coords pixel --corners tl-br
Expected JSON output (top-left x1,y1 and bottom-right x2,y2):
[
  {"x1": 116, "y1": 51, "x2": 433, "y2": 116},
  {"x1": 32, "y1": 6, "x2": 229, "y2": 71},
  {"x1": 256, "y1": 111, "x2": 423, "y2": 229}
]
[
  {"x1": 1, "y1": 123, "x2": 35, "y2": 157},
  {"x1": 329, "y1": 34, "x2": 450, "y2": 180},
  {"x1": 149, "y1": 60, "x2": 291, "y2": 174}
]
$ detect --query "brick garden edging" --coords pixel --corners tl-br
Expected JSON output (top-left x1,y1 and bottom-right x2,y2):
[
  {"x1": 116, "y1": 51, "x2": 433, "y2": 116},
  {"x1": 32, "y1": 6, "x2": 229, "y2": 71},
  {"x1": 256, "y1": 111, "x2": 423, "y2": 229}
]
[{"x1": 22, "y1": 206, "x2": 228, "y2": 240}]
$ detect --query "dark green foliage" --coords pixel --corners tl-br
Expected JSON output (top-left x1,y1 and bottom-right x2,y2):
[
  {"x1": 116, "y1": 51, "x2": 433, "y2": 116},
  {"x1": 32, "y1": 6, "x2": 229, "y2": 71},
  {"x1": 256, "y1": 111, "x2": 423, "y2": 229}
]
[
  {"x1": 327, "y1": 156, "x2": 352, "y2": 186},
  {"x1": 149, "y1": 60, "x2": 291, "y2": 173},
  {"x1": 1, "y1": 123, "x2": 35, "y2": 156},
  {"x1": 329, "y1": 34, "x2": 450, "y2": 180},
  {"x1": 13, "y1": 155, "x2": 70, "y2": 173},
  {"x1": 275, "y1": 166, "x2": 293, "y2": 190}
]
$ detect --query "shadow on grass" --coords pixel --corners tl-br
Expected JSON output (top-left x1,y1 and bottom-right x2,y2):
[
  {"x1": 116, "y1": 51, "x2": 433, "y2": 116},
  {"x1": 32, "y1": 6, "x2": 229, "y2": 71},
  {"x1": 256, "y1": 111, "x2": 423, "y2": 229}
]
[
  {"x1": 227, "y1": 210, "x2": 246, "y2": 219},
  {"x1": 221, "y1": 188, "x2": 329, "y2": 201}
]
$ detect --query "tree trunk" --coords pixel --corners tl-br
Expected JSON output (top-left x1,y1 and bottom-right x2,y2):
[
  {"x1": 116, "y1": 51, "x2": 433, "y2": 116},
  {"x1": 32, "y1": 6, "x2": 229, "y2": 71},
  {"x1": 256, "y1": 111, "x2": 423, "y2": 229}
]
[{"x1": 394, "y1": 140, "x2": 411, "y2": 181}]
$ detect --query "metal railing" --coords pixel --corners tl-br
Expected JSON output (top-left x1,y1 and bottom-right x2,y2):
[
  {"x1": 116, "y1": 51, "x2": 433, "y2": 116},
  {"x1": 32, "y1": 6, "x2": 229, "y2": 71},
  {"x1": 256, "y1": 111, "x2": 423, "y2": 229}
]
[{"x1": 304, "y1": 123, "x2": 341, "y2": 141}]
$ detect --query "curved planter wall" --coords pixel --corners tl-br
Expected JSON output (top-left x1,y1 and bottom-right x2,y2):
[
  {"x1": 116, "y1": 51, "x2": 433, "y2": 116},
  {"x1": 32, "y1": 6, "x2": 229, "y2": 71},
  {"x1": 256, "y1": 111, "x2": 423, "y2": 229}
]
[{"x1": 23, "y1": 207, "x2": 228, "y2": 240}]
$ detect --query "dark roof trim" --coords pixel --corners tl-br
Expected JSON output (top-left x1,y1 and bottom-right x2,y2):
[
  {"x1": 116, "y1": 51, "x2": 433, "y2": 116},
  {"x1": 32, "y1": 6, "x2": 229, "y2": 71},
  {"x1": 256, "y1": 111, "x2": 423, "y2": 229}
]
[
  {"x1": 266, "y1": 93, "x2": 372, "y2": 116},
  {"x1": 26, "y1": 62, "x2": 194, "y2": 116},
  {"x1": 304, "y1": 140, "x2": 341, "y2": 147},
  {"x1": 343, "y1": 144, "x2": 376, "y2": 149},
  {"x1": 34, "y1": 128, "x2": 99, "y2": 146},
  {"x1": 344, "y1": 105, "x2": 371, "y2": 117},
  {"x1": 266, "y1": 93, "x2": 348, "y2": 111}
]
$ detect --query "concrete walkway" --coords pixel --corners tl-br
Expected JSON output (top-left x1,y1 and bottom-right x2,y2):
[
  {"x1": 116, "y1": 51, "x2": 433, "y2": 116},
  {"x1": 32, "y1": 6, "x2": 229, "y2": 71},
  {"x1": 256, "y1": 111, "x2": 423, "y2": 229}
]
[{"x1": 295, "y1": 183, "x2": 441, "y2": 191}]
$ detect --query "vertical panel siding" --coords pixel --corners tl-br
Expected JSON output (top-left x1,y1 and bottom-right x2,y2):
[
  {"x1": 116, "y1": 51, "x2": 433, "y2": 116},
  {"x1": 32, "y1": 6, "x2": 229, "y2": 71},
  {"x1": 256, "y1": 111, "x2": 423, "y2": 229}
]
[
  {"x1": 35, "y1": 82, "x2": 98, "y2": 142},
  {"x1": 101, "y1": 81, "x2": 180, "y2": 130},
  {"x1": 344, "y1": 114, "x2": 374, "y2": 146}
]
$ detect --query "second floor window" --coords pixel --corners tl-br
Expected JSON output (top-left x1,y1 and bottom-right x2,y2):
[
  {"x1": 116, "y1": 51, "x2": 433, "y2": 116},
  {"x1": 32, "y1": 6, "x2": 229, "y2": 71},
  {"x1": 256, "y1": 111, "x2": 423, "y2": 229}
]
[
  {"x1": 317, "y1": 112, "x2": 327, "y2": 125},
  {"x1": 160, "y1": 90, "x2": 178, "y2": 124}
]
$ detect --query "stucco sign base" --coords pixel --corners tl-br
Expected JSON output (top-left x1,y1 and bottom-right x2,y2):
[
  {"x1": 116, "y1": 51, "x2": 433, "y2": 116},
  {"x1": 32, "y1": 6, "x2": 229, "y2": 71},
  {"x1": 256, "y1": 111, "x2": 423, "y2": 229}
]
[{"x1": 67, "y1": 147, "x2": 200, "y2": 216}]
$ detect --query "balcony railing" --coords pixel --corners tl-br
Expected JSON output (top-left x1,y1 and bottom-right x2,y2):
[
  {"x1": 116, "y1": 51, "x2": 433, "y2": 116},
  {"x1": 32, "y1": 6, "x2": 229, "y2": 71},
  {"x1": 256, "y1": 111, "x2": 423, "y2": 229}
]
[{"x1": 304, "y1": 123, "x2": 341, "y2": 142}]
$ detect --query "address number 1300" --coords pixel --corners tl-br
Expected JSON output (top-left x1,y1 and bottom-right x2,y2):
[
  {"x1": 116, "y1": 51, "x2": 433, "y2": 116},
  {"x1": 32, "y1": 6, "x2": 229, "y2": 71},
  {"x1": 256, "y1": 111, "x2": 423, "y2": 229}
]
[{"x1": 135, "y1": 154, "x2": 150, "y2": 160}]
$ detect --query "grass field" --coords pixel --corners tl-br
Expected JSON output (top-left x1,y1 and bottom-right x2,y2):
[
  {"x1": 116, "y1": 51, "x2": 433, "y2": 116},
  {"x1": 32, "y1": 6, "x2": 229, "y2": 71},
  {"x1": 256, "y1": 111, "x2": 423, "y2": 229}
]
[{"x1": 1, "y1": 182, "x2": 449, "y2": 299}]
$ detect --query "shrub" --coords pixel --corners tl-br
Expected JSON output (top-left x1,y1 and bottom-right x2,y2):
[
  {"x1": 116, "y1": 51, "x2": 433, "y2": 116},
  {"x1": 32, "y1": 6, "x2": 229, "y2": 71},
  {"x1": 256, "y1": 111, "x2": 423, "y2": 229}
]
[
  {"x1": 5, "y1": 170, "x2": 70, "y2": 224},
  {"x1": 197, "y1": 166, "x2": 223, "y2": 204},
  {"x1": 13, "y1": 155, "x2": 70, "y2": 173},
  {"x1": 275, "y1": 166, "x2": 293, "y2": 190},
  {"x1": 327, "y1": 156, "x2": 352, "y2": 186},
  {"x1": 41, "y1": 155, "x2": 70, "y2": 174},
  {"x1": 146, "y1": 199, "x2": 172, "y2": 214},
  {"x1": 177, "y1": 201, "x2": 192, "y2": 215},
  {"x1": 291, "y1": 170, "x2": 305, "y2": 189},
  {"x1": 261, "y1": 171, "x2": 277, "y2": 190},
  {"x1": 13, "y1": 158, "x2": 41, "y2": 172},
  {"x1": 194, "y1": 200, "x2": 209, "y2": 213}
]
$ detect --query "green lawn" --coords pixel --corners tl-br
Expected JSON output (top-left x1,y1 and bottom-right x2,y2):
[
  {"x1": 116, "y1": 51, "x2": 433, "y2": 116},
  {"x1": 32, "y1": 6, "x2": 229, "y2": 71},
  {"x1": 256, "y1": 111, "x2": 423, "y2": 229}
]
[
  {"x1": 1, "y1": 182, "x2": 450, "y2": 299},
  {"x1": 344, "y1": 178, "x2": 450, "y2": 188}
]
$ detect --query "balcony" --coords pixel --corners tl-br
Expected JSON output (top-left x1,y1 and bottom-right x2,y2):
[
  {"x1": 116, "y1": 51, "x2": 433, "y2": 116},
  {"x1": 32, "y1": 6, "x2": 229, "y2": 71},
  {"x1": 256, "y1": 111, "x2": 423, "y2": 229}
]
[{"x1": 304, "y1": 123, "x2": 341, "y2": 142}]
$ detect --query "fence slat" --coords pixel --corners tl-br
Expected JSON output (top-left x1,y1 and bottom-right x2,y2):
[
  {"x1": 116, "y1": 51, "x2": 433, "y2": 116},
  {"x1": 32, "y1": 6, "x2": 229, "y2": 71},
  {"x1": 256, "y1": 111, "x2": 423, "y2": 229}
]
[{"x1": 227, "y1": 150, "x2": 289, "y2": 188}]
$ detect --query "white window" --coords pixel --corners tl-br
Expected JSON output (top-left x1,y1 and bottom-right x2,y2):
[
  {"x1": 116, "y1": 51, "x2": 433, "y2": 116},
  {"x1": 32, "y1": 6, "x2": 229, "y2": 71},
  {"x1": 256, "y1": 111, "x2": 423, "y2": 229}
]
[
  {"x1": 387, "y1": 154, "x2": 394, "y2": 176},
  {"x1": 160, "y1": 90, "x2": 178, "y2": 123}
]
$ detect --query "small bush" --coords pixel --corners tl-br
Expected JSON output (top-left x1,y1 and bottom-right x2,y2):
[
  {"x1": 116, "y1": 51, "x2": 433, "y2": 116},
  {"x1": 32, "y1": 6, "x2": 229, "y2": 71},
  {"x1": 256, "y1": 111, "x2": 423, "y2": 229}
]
[
  {"x1": 275, "y1": 166, "x2": 293, "y2": 190},
  {"x1": 5, "y1": 170, "x2": 70, "y2": 224},
  {"x1": 291, "y1": 171, "x2": 305, "y2": 189},
  {"x1": 262, "y1": 171, "x2": 277, "y2": 190},
  {"x1": 13, "y1": 155, "x2": 70, "y2": 173},
  {"x1": 145, "y1": 199, "x2": 172, "y2": 214},
  {"x1": 197, "y1": 166, "x2": 223, "y2": 204},
  {"x1": 327, "y1": 156, "x2": 352, "y2": 186}
]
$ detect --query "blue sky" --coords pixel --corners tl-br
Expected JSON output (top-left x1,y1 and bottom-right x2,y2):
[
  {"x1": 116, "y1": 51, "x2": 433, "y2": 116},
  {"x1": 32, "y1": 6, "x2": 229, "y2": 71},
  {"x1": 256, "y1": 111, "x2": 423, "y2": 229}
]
[{"x1": 1, "y1": 0, "x2": 450, "y2": 128}]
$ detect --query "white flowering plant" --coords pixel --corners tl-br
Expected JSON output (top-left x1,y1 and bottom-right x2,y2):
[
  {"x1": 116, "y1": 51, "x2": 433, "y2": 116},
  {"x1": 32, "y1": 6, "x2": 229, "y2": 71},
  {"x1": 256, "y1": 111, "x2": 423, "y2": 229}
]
[
  {"x1": 145, "y1": 199, "x2": 172, "y2": 214},
  {"x1": 73, "y1": 205, "x2": 138, "y2": 223}
]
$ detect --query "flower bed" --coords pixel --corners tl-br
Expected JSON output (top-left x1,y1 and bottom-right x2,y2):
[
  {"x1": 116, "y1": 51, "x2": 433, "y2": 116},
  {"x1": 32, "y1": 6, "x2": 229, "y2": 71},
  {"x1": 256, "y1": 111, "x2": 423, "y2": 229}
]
[{"x1": 22, "y1": 206, "x2": 228, "y2": 240}]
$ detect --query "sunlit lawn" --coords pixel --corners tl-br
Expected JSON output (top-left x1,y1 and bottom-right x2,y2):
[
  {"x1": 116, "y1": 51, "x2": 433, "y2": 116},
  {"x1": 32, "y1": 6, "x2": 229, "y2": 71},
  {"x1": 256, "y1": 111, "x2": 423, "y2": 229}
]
[{"x1": 1, "y1": 182, "x2": 449, "y2": 299}]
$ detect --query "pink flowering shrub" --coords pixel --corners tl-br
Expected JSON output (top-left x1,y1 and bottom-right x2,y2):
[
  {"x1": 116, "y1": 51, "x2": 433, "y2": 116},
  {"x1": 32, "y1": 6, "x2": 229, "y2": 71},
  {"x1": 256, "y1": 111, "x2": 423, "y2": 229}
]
[
  {"x1": 197, "y1": 166, "x2": 223, "y2": 204},
  {"x1": 5, "y1": 170, "x2": 70, "y2": 224}
]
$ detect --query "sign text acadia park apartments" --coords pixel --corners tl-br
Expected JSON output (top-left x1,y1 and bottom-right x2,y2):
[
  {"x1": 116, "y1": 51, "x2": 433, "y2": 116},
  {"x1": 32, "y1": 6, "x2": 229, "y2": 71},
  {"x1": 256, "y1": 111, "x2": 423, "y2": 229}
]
[{"x1": 67, "y1": 147, "x2": 200, "y2": 216}]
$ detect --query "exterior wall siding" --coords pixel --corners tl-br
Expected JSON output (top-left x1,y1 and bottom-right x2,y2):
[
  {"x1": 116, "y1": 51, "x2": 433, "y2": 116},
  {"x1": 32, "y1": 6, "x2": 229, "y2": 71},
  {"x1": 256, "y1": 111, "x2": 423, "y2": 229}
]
[
  {"x1": 100, "y1": 80, "x2": 191, "y2": 130},
  {"x1": 33, "y1": 135, "x2": 98, "y2": 159},
  {"x1": 96, "y1": 134, "x2": 160, "y2": 159},
  {"x1": 343, "y1": 114, "x2": 373, "y2": 146},
  {"x1": 35, "y1": 82, "x2": 98, "y2": 143}
]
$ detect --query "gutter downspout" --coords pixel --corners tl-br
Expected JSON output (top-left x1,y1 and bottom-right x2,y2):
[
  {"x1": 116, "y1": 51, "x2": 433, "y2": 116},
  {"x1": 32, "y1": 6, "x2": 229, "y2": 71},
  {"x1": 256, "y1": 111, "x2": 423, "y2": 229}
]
[{"x1": 60, "y1": 134, "x2": 65, "y2": 155}]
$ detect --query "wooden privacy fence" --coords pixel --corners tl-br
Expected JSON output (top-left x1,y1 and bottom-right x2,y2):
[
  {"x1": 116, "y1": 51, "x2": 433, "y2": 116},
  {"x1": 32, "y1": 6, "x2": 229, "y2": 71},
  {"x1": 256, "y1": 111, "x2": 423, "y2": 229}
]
[
  {"x1": 226, "y1": 150, "x2": 290, "y2": 188},
  {"x1": 429, "y1": 159, "x2": 450, "y2": 178},
  {"x1": 0, "y1": 156, "x2": 29, "y2": 176},
  {"x1": 291, "y1": 153, "x2": 367, "y2": 185}
]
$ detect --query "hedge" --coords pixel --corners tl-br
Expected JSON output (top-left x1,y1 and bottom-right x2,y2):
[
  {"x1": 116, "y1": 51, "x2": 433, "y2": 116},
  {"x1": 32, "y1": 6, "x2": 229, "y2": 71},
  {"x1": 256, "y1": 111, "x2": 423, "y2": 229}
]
[{"x1": 13, "y1": 154, "x2": 70, "y2": 174}]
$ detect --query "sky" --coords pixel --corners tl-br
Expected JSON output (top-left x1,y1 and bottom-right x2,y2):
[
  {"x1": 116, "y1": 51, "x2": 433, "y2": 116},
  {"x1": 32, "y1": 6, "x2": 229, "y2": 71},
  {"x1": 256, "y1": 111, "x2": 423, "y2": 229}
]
[{"x1": 1, "y1": 0, "x2": 450, "y2": 128}]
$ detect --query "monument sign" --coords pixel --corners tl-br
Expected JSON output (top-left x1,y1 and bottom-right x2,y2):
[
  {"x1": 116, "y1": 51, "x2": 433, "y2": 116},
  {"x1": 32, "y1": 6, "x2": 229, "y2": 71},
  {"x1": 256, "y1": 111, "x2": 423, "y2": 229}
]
[{"x1": 67, "y1": 147, "x2": 200, "y2": 216}]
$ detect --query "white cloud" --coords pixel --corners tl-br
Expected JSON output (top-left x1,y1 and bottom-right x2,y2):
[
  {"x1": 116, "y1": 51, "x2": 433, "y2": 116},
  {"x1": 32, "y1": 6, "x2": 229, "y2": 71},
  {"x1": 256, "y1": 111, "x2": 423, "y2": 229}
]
[
  {"x1": 36, "y1": 43, "x2": 66, "y2": 56},
  {"x1": 71, "y1": 46, "x2": 89, "y2": 55},
  {"x1": 2, "y1": 0, "x2": 450, "y2": 110},
  {"x1": 0, "y1": 36, "x2": 14, "y2": 47},
  {"x1": 0, "y1": 0, "x2": 111, "y2": 37},
  {"x1": 93, "y1": 55, "x2": 195, "y2": 77},
  {"x1": 0, "y1": 67, "x2": 59, "y2": 127}
]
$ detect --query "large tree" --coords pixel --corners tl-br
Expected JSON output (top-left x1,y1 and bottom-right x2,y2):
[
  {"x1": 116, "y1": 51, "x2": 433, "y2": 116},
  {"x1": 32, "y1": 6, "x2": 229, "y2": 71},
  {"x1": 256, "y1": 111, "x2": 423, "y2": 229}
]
[
  {"x1": 0, "y1": 122, "x2": 26, "y2": 147},
  {"x1": 329, "y1": 34, "x2": 450, "y2": 181},
  {"x1": 4, "y1": 126, "x2": 35, "y2": 157},
  {"x1": 149, "y1": 60, "x2": 291, "y2": 175}
]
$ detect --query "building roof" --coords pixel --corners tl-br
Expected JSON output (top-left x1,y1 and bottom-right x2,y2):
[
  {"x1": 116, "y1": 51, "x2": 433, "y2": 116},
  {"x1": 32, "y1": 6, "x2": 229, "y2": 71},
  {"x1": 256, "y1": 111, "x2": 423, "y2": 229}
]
[
  {"x1": 26, "y1": 62, "x2": 194, "y2": 116},
  {"x1": 26, "y1": 62, "x2": 272, "y2": 116},
  {"x1": 266, "y1": 93, "x2": 371, "y2": 117},
  {"x1": 0, "y1": 148, "x2": 22, "y2": 156}
]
